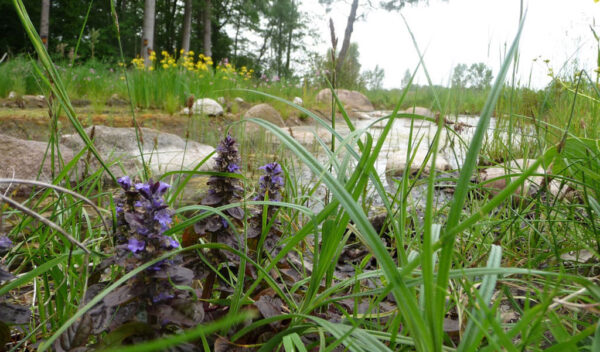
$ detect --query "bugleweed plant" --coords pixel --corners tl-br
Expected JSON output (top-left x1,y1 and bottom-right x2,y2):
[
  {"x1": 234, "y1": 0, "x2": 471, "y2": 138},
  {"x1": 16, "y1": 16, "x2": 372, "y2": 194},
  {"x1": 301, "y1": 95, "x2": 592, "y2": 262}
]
[{"x1": 2, "y1": 0, "x2": 600, "y2": 351}]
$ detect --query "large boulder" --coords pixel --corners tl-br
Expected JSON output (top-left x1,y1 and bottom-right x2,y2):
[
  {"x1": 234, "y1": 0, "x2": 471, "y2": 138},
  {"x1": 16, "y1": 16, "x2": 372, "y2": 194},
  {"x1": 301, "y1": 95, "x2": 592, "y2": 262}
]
[
  {"x1": 61, "y1": 126, "x2": 216, "y2": 182},
  {"x1": 0, "y1": 134, "x2": 78, "y2": 194},
  {"x1": 244, "y1": 103, "x2": 286, "y2": 127},
  {"x1": 386, "y1": 149, "x2": 451, "y2": 177},
  {"x1": 181, "y1": 98, "x2": 223, "y2": 116},
  {"x1": 315, "y1": 89, "x2": 374, "y2": 112}
]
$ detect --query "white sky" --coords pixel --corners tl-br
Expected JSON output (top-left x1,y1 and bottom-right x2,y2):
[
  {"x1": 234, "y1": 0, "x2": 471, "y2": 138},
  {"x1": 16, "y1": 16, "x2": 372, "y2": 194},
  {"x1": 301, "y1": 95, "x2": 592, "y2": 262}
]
[{"x1": 300, "y1": 0, "x2": 600, "y2": 89}]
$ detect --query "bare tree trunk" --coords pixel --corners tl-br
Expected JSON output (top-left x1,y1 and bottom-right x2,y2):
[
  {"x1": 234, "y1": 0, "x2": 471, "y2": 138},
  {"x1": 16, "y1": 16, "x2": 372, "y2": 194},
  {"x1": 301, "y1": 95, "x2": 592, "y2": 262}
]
[
  {"x1": 203, "y1": 0, "x2": 212, "y2": 58},
  {"x1": 40, "y1": 0, "x2": 50, "y2": 50},
  {"x1": 141, "y1": 0, "x2": 155, "y2": 67},
  {"x1": 181, "y1": 0, "x2": 192, "y2": 53},
  {"x1": 335, "y1": 0, "x2": 359, "y2": 77}
]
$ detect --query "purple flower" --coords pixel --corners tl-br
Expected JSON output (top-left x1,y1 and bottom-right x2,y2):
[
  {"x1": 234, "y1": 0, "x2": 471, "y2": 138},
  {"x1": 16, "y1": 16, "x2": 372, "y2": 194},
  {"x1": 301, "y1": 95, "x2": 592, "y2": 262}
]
[
  {"x1": 135, "y1": 182, "x2": 152, "y2": 199},
  {"x1": 117, "y1": 176, "x2": 131, "y2": 190},
  {"x1": 155, "y1": 181, "x2": 170, "y2": 196},
  {"x1": 127, "y1": 238, "x2": 145, "y2": 253},
  {"x1": 152, "y1": 291, "x2": 174, "y2": 303},
  {"x1": 167, "y1": 237, "x2": 179, "y2": 248},
  {"x1": 0, "y1": 236, "x2": 12, "y2": 251},
  {"x1": 256, "y1": 162, "x2": 284, "y2": 202},
  {"x1": 227, "y1": 164, "x2": 240, "y2": 173},
  {"x1": 154, "y1": 209, "x2": 172, "y2": 228}
]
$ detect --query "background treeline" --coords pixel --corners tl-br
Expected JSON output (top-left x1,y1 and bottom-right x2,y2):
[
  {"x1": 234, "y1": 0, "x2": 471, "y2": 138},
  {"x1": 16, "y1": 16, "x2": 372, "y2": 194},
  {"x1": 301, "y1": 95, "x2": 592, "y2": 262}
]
[{"x1": 0, "y1": 0, "x2": 315, "y2": 80}]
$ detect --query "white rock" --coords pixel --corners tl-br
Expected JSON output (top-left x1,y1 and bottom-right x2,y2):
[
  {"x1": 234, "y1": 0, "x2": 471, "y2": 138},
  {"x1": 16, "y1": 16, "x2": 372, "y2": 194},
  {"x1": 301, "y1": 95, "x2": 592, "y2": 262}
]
[
  {"x1": 386, "y1": 149, "x2": 451, "y2": 177},
  {"x1": 8, "y1": 91, "x2": 17, "y2": 99},
  {"x1": 181, "y1": 98, "x2": 223, "y2": 116},
  {"x1": 217, "y1": 96, "x2": 226, "y2": 105},
  {"x1": 234, "y1": 97, "x2": 245, "y2": 103},
  {"x1": 478, "y1": 159, "x2": 545, "y2": 197},
  {"x1": 293, "y1": 96, "x2": 303, "y2": 106}
]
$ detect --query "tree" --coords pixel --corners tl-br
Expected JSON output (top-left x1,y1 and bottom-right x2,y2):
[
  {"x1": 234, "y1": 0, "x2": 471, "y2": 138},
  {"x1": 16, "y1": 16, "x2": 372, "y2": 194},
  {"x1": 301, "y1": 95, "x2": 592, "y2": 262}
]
[
  {"x1": 362, "y1": 65, "x2": 385, "y2": 89},
  {"x1": 451, "y1": 62, "x2": 493, "y2": 89},
  {"x1": 451, "y1": 63, "x2": 468, "y2": 88},
  {"x1": 141, "y1": 0, "x2": 156, "y2": 67},
  {"x1": 40, "y1": 0, "x2": 49, "y2": 49},
  {"x1": 466, "y1": 62, "x2": 493, "y2": 89},
  {"x1": 203, "y1": 0, "x2": 212, "y2": 57},
  {"x1": 181, "y1": 0, "x2": 192, "y2": 53},
  {"x1": 401, "y1": 68, "x2": 411, "y2": 88},
  {"x1": 321, "y1": 0, "x2": 427, "y2": 84},
  {"x1": 321, "y1": 42, "x2": 363, "y2": 89}
]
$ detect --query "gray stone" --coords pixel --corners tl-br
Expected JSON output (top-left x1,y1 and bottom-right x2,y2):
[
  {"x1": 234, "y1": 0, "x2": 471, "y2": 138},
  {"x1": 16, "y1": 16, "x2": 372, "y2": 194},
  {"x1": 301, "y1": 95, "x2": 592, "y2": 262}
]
[
  {"x1": 0, "y1": 134, "x2": 78, "y2": 195},
  {"x1": 244, "y1": 103, "x2": 285, "y2": 127},
  {"x1": 477, "y1": 159, "x2": 544, "y2": 197},
  {"x1": 315, "y1": 89, "x2": 374, "y2": 112},
  {"x1": 181, "y1": 98, "x2": 223, "y2": 116},
  {"x1": 61, "y1": 126, "x2": 216, "y2": 182},
  {"x1": 293, "y1": 97, "x2": 303, "y2": 106},
  {"x1": 386, "y1": 149, "x2": 451, "y2": 177}
]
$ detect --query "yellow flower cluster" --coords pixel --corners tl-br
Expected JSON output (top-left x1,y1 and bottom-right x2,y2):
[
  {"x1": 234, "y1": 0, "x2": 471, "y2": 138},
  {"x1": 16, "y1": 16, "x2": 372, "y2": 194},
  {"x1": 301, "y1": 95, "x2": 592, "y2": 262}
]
[
  {"x1": 131, "y1": 50, "x2": 157, "y2": 70},
  {"x1": 160, "y1": 51, "x2": 177, "y2": 69},
  {"x1": 131, "y1": 56, "x2": 146, "y2": 70},
  {"x1": 127, "y1": 49, "x2": 252, "y2": 80},
  {"x1": 239, "y1": 66, "x2": 253, "y2": 81}
]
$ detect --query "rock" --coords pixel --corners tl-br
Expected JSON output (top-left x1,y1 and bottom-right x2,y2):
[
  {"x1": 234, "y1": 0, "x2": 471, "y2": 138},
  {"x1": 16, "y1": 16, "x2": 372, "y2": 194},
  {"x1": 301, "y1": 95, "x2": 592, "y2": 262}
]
[
  {"x1": 293, "y1": 97, "x2": 303, "y2": 106},
  {"x1": 401, "y1": 106, "x2": 434, "y2": 117},
  {"x1": 244, "y1": 103, "x2": 285, "y2": 127},
  {"x1": 234, "y1": 97, "x2": 245, "y2": 103},
  {"x1": 315, "y1": 89, "x2": 374, "y2": 112},
  {"x1": 354, "y1": 111, "x2": 373, "y2": 120},
  {"x1": 71, "y1": 99, "x2": 91, "y2": 107},
  {"x1": 478, "y1": 159, "x2": 544, "y2": 197},
  {"x1": 561, "y1": 249, "x2": 595, "y2": 263},
  {"x1": 181, "y1": 98, "x2": 223, "y2": 116},
  {"x1": 106, "y1": 93, "x2": 128, "y2": 107},
  {"x1": 22, "y1": 95, "x2": 46, "y2": 108},
  {"x1": 386, "y1": 149, "x2": 451, "y2": 177},
  {"x1": 0, "y1": 134, "x2": 78, "y2": 195},
  {"x1": 217, "y1": 96, "x2": 226, "y2": 105},
  {"x1": 285, "y1": 126, "x2": 332, "y2": 145},
  {"x1": 61, "y1": 126, "x2": 216, "y2": 183},
  {"x1": 7, "y1": 91, "x2": 16, "y2": 99}
]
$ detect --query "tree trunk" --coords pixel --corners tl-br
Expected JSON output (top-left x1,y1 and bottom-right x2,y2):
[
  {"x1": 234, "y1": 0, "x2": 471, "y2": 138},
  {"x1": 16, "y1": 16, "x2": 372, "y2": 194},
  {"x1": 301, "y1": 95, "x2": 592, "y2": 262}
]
[
  {"x1": 335, "y1": 0, "x2": 359, "y2": 78},
  {"x1": 141, "y1": 0, "x2": 156, "y2": 67},
  {"x1": 40, "y1": 0, "x2": 50, "y2": 50},
  {"x1": 203, "y1": 0, "x2": 212, "y2": 58},
  {"x1": 181, "y1": 0, "x2": 192, "y2": 53}
]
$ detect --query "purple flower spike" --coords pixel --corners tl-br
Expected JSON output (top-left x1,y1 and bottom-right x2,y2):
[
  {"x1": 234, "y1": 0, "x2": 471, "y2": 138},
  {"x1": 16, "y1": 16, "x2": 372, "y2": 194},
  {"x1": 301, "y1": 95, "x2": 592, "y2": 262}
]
[
  {"x1": 127, "y1": 238, "x2": 145, "y2": 253},
  {"x1": 117, "y1": 176, "x2": 132, "y2": 190},
  {"x1": 256, "y1": 162, "x2": 284, "y2": 202}
]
